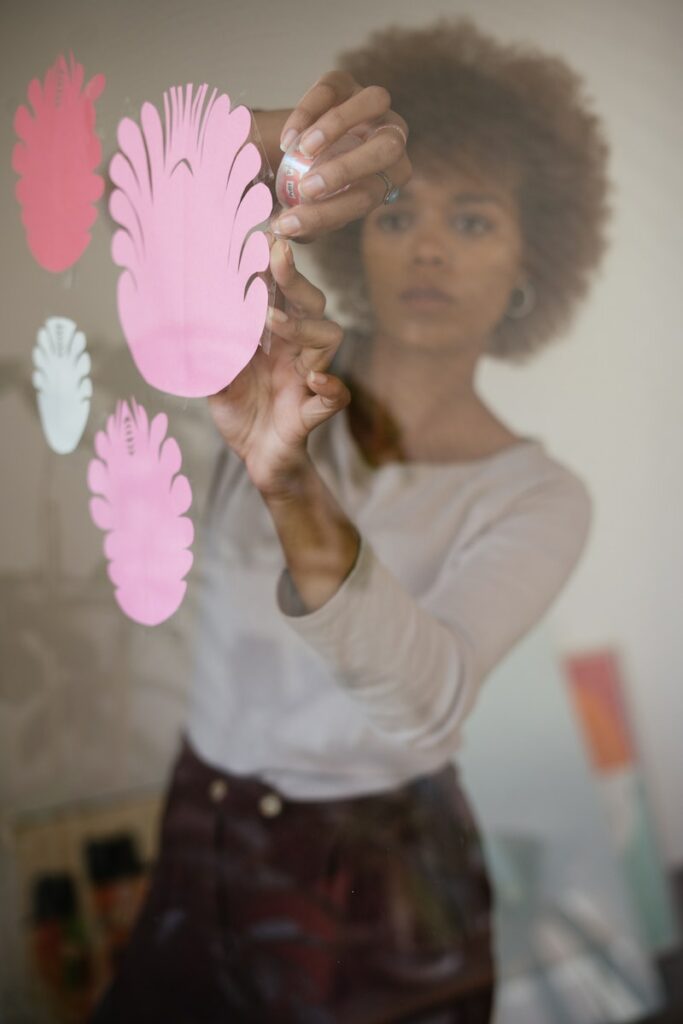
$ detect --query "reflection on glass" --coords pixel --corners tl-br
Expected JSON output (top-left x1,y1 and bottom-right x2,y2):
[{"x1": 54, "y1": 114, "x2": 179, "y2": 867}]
[
  {"x1": 6, "y1": 12, "x2": 676, "y2": 1024},
  {"x1": 86, "y1": 16, "x2": 616, "y2": 1024}
]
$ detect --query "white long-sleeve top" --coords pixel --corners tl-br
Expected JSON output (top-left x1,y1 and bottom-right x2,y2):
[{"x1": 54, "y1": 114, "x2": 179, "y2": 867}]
[{"x1": 187, "y1": 410, "x2": 592, "y2": 799}]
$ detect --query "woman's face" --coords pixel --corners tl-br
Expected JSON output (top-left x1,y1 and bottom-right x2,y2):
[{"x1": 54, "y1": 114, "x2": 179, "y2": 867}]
[{"x1": 359, "y1": 163, "x2": 525, "y2": 354}]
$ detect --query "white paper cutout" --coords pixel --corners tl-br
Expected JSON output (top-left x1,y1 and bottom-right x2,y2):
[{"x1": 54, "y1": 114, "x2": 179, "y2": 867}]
[
  {"x1": 87, "y1": 399, "x2": 194, "y2": 626},
  {"x1": 109, "y1": 83, "x2": 272, "y2": 398},
  {"x1": 32, "y1": 316, "x2": 92, "y2": 454}
]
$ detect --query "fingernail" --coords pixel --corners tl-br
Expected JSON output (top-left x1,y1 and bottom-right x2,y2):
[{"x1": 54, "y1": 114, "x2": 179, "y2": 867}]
[
  {"x1": 300, "y1": 173, "x2": 326, "y2": 198},
  {"x1": 273, "y1": 214, "x2": 302, "y2": 237},
  {"x1": 300, "y1": 128, "x2": 325, "y2": 156},
  {"x1": 282, "y1": 241, "x2": 294, "y2": 264},
  {"x1": 267, "y1": 306, "x2": 288, "y2": 323},
  {"x1": 308, "y1": 370, "x2": 327, "y2": 385},
  {"x1": 280, "y1": 128, "x2": 297, "y2": 152}
]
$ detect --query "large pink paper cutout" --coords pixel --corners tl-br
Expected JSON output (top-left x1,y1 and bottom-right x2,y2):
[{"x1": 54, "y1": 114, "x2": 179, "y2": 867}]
[
  {"x1": 87, "y1": 399, "x2": 194, "y2": 626},
  {"x1": 32, "y1": 316, "x2": 92, "y2": 454},
  {"x1": 109, "y1": 84, "x2": 273, "y2": 398},
  {"x1": 12, "y1": 53, "x2": 105, "y2": 273}
]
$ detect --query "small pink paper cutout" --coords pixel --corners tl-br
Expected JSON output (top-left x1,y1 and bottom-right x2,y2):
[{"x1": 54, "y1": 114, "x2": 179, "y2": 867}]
[
  {"x1": 12, "y1": 53, "x2": 105, "y2": 273},
  {"x1": 87, "y1": 399, "x2": 194, "y2": 626},
  {"x1": 109, "y1": 84, "x2": 272, "y2": 398}
]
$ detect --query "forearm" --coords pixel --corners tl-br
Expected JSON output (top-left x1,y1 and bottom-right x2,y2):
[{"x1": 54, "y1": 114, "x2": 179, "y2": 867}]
[
  {"x1": 261, "y1": 458, "x2": 360, "y2": 613},
  {"x1": 275, "y1": 526, "x2": 472, "y2": 753}
]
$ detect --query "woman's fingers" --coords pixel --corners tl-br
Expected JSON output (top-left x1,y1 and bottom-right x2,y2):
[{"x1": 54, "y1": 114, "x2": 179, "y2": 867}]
[
  {"x1": 278, "y1": 71, "x2": 366, "y2": 152},
  {"x1": 266, "y1": 239, "x2": 343, "y2": 376},
  {"x1": 274, "y1": 163, "x2": 408, "y2": 242},
  {"x1": 281, "y1": 131, "x2": 411, "y2": 239},
  {"x1": 269, "y1": 238, "x2": 326, "y2": 317},
  {"x1": 299, "y1": 124, "x2": 410, "y2": 201},
  {"x1": 266, "y1": 306, "x2": 344, "y2": 376},
  {"x1": 301, "y1": 371, "x2": 351, "y2": 430},
  {"x1": 295, "y1": 83, "x2": 395, "y2": 157},
  {"x1": 273, "y1": 72, "x2": 411, "y2": 242},
  {"x1": 271, "y1": 124, "x2": 410, "y2": 240}
]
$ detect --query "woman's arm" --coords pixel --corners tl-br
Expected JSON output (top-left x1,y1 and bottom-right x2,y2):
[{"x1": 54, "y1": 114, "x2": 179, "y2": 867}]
[
  {"x1": 208, "y1": 238, "x2": 359, "y2": 612},
  {"x1": 262, "y1": 459, "x2": 360, "y2": 612},
  {"x1": 277, "y1": 473, "x2": 593, "y2": 756}
]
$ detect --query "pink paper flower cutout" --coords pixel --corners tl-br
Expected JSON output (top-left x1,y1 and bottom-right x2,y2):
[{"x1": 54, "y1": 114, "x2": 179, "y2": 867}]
[
  {"x1": 12, "y1": 53, "x2": 105, "y2": 273},
  {"x1": 109, "y1": 84, "x2": 272, "y2": 398},
  {"x1": 87, "y1": 399, "x2": 194, "y2": 626}
]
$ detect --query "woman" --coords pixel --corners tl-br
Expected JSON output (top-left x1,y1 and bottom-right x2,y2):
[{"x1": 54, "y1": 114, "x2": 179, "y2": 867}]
[{"x1": 92, "y1": 17, "x2": 610, "y2": 1024}]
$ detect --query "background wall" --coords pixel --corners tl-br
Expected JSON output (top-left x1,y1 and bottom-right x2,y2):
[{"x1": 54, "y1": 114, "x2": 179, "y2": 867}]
[{"x1": 1, "y1": 0, "x2": 681, "y2": 879}]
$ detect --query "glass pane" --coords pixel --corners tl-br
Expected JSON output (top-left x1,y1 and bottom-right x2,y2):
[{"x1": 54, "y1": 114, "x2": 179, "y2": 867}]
[{"x1": 1, "y1": 3, "x2": 681, "y2": 1022}]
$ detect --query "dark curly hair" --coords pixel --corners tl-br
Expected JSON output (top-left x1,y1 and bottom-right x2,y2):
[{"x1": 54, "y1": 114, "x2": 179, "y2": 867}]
[{"x1": 310, "y1": 18, "x2": 612, "y2": 363}]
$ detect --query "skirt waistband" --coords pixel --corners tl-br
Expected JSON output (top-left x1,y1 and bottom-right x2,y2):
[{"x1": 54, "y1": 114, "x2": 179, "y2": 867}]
[{"x1": 176, "y1": 736, "x2": 461, "y2": 823}]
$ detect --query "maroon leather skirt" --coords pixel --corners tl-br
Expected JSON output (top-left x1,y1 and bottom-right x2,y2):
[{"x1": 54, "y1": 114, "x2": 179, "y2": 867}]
[{"x1": 90, "y1": 737, "x2": 495, "y2": 1023}]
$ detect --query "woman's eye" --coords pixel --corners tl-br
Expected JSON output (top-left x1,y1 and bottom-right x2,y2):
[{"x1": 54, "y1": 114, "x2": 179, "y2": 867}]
[
  {"x1": 376, "y1": 211, "x2": 412, "y2": 231},
  {"x1": 374, "y1": 211, "x2": 493, "y2": 235},
  {"x1": 452, "y1": 213, "x2": 492, "y2": 235}
]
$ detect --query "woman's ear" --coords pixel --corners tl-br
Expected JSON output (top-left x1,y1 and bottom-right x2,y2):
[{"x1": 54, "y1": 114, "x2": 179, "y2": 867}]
[{"x1": 505, "y1": 280, "x2": 536, "y2": 320}]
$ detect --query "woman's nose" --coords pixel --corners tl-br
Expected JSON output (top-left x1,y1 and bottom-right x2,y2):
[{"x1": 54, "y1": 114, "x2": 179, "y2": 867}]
[
  {"x1": 414, "y1": 247, "x2": 445, "y2": 265},
  {"x1": 412, "y1": 229, "x2": 450, "y2": 264}
]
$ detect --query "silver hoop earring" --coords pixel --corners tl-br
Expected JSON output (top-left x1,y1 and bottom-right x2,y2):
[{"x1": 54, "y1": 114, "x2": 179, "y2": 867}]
[{"x1": 506, "y1": 281, "x2": 536, "y2": 319}]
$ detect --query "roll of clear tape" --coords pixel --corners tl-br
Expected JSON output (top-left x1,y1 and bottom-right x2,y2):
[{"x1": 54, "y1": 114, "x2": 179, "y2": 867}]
[{"x1": 275, "y1": 131, "x2": 362, "y2": 207}]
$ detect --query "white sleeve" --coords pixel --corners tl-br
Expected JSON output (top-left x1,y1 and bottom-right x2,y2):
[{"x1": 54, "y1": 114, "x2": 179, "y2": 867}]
[{"x1": 276, "y1": 471, "x2": 593, "y2": 754}]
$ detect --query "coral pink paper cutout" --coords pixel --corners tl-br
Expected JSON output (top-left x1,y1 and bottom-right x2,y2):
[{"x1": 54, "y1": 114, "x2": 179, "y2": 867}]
[
  {"x1": 12, "y1": 53, "x2": 105, "y2": 273},
  {"x1": 87, "y1": 399, "x2": 194, "y2": 626},
  {"x1": 109, "y1": 84, "x2": 272, "y2": 398}
]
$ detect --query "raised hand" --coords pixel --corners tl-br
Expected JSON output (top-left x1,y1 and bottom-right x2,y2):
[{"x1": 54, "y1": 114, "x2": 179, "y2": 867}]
[
  {"x1": 261, "y1": 70, "x2": 412, "y2": 242},
  {"x1": 207, "y1": 237, "x2": 349, "y2": 499}
]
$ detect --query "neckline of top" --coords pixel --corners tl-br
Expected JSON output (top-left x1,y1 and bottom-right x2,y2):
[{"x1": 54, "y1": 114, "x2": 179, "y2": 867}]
[{"x1": 334, "y1": 409, "x2": 543, "y2": 474}]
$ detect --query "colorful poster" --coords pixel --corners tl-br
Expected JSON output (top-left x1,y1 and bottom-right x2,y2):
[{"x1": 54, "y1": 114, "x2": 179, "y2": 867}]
[
  {"x1": 109, "y1": 84, "x2": 272, "y2": 398},
  {"x1": 32, "y1": 317, "x2": 92, "y2": 454},
  {"x1": 564, "y1": 648, "x2": 679, "y2": 952},
  {"x1": 12, "y1": 53, "x2": 105, "y2": 272},
  {"x1": 87, "y1": 399, "x2": 194, "y2": 626}
]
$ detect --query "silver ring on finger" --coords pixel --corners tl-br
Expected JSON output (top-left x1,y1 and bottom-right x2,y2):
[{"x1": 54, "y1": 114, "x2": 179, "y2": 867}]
[
  {"x1": 375, "y1": 170, "x2": 400, "y2": 205},
  {"x1": 370, "y1": 123, "x2": 408, "y2": 148}
]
